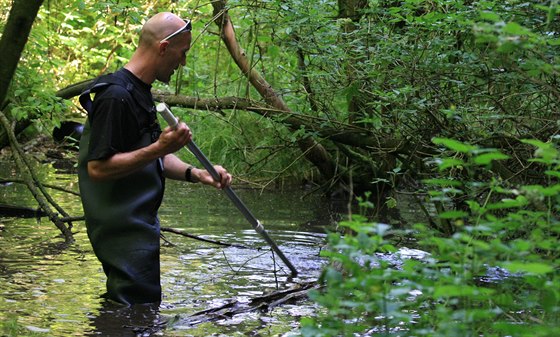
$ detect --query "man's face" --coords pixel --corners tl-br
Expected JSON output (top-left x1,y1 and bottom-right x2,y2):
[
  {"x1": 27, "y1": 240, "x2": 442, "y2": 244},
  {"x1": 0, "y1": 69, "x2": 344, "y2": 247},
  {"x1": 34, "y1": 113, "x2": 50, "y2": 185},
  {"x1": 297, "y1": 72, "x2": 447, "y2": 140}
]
[{"x1": 157, "y1": 32, "x2": 192, "y2": 84}]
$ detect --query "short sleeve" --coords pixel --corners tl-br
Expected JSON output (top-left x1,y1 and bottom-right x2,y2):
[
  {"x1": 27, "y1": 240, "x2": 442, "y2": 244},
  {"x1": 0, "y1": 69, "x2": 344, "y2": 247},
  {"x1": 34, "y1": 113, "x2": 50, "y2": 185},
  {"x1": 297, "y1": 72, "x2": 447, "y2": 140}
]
[{"x1": 86, "y1": 87, "x2": 140, "y2": 161}]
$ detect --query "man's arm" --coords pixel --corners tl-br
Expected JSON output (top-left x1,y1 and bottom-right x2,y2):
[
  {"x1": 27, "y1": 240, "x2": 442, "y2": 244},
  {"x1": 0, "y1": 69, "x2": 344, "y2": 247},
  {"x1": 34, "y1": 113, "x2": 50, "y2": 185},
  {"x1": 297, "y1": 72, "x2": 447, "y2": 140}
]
[
  {"x1": 163, "y1": 154, "x2": 232, "y2": 189},
  {"x1": 87, "y1": 123, "x2": 191, "y2": 181}
]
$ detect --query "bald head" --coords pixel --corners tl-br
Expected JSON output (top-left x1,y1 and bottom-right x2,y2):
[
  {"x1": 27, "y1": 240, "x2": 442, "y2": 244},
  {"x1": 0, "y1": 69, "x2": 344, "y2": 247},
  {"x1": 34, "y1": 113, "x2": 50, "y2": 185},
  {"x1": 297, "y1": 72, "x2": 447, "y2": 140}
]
[
  {"x1": 139, "y1": 12, "x2": 186, "y2": 47},
  {"x1": 126, "y1": 12, "x2": 192, "y2": 84}
]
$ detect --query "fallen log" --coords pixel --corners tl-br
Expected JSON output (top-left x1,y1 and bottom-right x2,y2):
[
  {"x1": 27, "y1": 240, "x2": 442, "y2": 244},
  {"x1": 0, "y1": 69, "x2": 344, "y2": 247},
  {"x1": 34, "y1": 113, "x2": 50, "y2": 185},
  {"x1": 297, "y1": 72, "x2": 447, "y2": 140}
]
[
  {"x1": 177, "y1": 281, "x2": 321, "y2": 326},
  {"x1": 0, "y1": 204, "x2": 47, "y2": 218}
]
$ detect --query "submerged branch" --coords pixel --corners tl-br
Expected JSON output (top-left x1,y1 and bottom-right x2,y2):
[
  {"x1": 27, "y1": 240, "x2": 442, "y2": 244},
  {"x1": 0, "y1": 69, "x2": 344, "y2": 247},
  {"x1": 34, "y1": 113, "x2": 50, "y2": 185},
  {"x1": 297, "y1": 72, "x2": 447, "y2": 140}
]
[
  {"x1": 0, "y1": 204, "x2": 47, "y2": 218},
  {"x1": 161, "y1": 227, "x2": 253, "y2": 249},
  {"x1": 180, "y1": 281, "x2": 320, "y2": 326},
  {"x1": 0, "y1": 177, "x2": 80, "y2": 196}
]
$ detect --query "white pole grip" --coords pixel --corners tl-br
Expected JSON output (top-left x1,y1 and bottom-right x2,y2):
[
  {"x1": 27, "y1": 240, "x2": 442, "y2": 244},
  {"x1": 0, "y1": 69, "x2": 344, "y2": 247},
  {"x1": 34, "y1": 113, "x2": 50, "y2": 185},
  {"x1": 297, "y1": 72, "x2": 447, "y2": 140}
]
[{"x1": 156, "y1": 103, "x2": 178, "y2": 129}]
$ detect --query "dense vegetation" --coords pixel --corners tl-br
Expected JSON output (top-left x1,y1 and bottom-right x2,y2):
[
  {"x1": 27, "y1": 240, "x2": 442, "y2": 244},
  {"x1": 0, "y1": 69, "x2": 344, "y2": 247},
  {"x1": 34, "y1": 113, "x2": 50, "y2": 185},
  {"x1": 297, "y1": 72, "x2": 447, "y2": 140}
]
[
  {"x1": 1, "y1": 0, "x2": 559, "y2": 335},
  {"x1": 2, "y1": 0, "x2": 559, "y2": 190},
  {"x1": 303, "y1": 138, "x2": 560, "y2": 336}
]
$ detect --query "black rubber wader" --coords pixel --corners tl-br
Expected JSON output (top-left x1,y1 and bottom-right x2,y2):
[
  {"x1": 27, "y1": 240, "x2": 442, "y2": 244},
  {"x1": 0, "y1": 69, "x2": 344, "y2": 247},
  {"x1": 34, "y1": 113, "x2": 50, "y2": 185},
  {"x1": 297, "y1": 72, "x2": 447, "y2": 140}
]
[{"x1": 78, "y1": 74, "x2": 165, "y2": 305}]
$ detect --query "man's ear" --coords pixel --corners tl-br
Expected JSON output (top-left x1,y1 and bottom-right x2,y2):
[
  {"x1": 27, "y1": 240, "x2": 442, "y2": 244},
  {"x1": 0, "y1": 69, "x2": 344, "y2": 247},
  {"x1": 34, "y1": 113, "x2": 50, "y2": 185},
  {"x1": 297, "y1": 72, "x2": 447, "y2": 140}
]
[{"x1": 158, "y1": 41, "x2": 169, "y2": 55}]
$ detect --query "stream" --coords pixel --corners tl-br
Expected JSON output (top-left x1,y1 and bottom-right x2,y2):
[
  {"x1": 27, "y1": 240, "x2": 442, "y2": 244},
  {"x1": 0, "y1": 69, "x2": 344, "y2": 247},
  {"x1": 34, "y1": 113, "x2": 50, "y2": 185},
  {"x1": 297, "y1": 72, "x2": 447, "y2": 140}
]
[{"x1": 0, "y1": 158, "x2": 340, "y2": 336}]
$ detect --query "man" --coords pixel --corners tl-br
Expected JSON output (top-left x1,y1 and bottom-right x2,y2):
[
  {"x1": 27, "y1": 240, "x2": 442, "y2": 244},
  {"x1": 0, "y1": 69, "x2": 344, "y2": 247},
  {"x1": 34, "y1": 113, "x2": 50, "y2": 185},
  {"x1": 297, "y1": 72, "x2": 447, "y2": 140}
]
[{"x1": 78, "y1": 12, "x2": 232, "y2": 305}]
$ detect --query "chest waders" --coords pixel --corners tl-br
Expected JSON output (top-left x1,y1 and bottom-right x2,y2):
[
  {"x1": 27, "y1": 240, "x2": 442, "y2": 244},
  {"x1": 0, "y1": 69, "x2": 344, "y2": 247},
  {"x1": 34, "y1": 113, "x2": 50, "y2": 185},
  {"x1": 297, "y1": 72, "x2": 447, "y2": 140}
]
[{"x1": 78, "y1": 74, "x2": 165, "y2": 305}]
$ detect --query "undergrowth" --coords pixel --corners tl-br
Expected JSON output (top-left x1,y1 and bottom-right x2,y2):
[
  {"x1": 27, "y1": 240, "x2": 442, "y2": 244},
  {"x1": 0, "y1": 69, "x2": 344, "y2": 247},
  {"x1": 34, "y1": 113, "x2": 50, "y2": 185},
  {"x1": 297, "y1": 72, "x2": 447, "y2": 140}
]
[{"x1": 300, "y1": 137, "x2": 560, "y2": 337}]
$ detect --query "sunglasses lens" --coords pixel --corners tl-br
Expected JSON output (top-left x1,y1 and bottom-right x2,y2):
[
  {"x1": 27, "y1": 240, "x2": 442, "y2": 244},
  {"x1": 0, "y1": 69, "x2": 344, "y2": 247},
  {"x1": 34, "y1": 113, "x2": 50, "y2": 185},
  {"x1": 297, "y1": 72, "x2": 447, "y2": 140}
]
[{"x1": 161, "y1": 19, "x2": 192, "y2": 42}]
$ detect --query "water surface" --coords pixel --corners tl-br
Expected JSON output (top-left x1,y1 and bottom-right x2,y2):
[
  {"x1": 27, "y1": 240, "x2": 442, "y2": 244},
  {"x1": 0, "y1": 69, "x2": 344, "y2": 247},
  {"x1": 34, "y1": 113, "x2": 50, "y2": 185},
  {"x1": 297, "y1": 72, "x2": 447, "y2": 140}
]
[{"x1": 0, "y1": 160, "x2": 335, "y2": 336}]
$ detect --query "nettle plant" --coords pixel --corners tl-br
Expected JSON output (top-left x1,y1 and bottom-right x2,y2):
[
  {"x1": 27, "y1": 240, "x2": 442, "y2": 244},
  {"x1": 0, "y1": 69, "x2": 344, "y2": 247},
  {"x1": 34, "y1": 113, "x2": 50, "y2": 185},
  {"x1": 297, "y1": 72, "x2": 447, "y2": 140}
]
[{"x1": 301, "y1": 138, "x2": 559, "y2": 337}]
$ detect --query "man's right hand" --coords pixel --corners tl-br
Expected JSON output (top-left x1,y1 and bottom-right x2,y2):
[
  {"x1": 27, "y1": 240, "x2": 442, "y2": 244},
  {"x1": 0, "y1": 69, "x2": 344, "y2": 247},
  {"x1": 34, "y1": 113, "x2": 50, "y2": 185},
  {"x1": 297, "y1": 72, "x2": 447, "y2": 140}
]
[{"x1": 158, "y1": 121, "x2": 192, "y2": 154}]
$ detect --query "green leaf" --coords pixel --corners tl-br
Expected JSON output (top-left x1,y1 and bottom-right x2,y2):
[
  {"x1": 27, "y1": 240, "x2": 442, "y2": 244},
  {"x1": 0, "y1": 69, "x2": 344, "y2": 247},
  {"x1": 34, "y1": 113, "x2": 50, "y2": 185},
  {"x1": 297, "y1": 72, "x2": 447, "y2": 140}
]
[
  {"x1": 479, "y1": 11, "x2": 501, "y2": 22},
  {"x1": 503, "y1": 262, "x2": 553, "y2": 275},
  {"x1": 434, "y1": 285, "x2": 494, "y2": 297},
  {"x1": 523, "y1": 184, "x2": 560, "y2": 197},
  {"x1": 385, "y1": 197, "x2": 397, "y2": 209},
  {"x1": 466, "y1": 200, "x2": 481, "y2": 212},
  {"x1": 432, "y1": 137, "x2": 477, "y2": 153},
  {"x1": 439, "y1": 210, "x2": 468, "y2": 219},
  {"x1": 502, "y1": 22, "x2": 531, "y2": 36},
  {"x1": 541, "y1": 288, "x2": 558, "y2": 312},
  {"x1": 521, "y1": 139, "x2": 549, "y2": 148},
  {"x1": 422, "y1": 178, "x2": 463, "y2": 187},
  {"x1": 521, "y1": 139, "x2": 559, "y2": 161},
  {"x1": 438, "y1": 158, "x2": 465, "y2": 170},
  {"x1": 474, "y1": 152, "x2": 510, "y2": 165},
  {"x1": 497, "y1": 41, "x2": 517, "y2": 53},
  {"x1": 544, "y1": 170, "x2": 560, "y2": 178},
  {"x1": 486, "y1": 197, "x2": 528, "y2": 210},
  {"x1": 268, "y1": 45, "x2": 280, "y2": 58}
]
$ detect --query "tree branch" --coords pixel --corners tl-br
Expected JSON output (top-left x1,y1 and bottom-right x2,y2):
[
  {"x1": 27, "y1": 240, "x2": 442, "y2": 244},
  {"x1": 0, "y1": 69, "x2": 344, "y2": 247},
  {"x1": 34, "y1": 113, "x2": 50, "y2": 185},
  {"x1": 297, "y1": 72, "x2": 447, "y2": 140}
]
[
  {"x1": 210, "y1": 0, "x2": 339, "y2": 182},
  {"x1": 0, "y1": 109, "x2": 74, "y2": 244},
  {"x1": 154, "y1": 92, "x2": 406, "y2": 153}
]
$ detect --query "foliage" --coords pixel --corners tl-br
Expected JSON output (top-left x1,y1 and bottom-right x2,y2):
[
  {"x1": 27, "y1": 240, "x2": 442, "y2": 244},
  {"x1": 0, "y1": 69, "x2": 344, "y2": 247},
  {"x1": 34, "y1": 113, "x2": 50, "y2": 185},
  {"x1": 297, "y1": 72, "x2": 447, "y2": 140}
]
[
  {"x1": 4, "y1": 0, "x2": 559, "y2": 184},
  {"x1": 2, "y1": 0, "x2": 560, "y2": 333},
  {"x1": 301, "y1": 137, "x2": 560, "y2": 336},
  {"x1": 185, "y1": 0, "x2": 560, "y2": 185},
  {"x1": 8, "y1": 69, "x2": 67, "y2": 133}
]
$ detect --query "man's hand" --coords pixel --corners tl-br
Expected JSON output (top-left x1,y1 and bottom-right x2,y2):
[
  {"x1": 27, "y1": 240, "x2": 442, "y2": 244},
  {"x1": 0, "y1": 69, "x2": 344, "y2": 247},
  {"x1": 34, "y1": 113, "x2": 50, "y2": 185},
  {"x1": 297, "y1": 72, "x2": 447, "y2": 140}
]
[
  {"x1": 193, "y1": 165, "x2": 233, "y2": 189},
  {"x1": 158, "y1": 121, "x2": 192, "y2": 154}
]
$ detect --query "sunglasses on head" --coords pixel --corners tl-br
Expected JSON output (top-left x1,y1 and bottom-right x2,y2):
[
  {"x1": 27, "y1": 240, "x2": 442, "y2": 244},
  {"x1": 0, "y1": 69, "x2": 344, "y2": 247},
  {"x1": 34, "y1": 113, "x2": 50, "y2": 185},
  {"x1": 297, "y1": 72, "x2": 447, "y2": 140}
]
[{"x1": 160, "y1": 19, "x2": 192, "y2": 43}]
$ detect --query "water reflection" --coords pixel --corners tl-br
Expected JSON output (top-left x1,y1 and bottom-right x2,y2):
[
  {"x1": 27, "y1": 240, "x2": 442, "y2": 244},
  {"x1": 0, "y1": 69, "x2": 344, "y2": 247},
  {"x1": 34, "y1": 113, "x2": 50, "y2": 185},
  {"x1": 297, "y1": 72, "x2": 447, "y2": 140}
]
[
  {"x1": 87, "y1": 300, "x2": 165, "y2": 336},
  {"x1": 0, "y1": 162, "x2": 333, "y2": 336}
]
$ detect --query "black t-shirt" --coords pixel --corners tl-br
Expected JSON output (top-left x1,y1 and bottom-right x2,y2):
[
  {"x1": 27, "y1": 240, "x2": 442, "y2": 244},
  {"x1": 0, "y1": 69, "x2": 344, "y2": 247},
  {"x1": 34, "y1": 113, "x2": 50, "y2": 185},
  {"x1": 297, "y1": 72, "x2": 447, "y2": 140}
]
[{"x1": 86, "y1": 68, "x2": 160, "y2": 161}]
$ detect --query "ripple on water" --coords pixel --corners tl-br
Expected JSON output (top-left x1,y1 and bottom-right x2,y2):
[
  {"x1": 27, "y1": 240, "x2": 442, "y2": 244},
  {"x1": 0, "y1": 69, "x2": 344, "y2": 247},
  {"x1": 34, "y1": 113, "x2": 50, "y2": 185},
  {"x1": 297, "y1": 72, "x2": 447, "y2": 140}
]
[{"x1": 1, "y1": 171, "x2": 335, "y2": 336}]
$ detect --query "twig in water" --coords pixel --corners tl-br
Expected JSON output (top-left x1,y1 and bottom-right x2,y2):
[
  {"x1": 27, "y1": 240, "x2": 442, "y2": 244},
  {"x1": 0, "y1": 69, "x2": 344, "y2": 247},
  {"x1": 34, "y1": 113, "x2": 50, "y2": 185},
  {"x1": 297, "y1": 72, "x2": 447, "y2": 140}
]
[
  {"x1": 222, "y1": 250, "x2": 236, "y2": 273},
  {"x1": 227, "y1": 248, "x2": 289, "y2": 276},
  {"x1": 160, "y1": 227, "x2": 253, "y2": 249},
  {"x1": 271, "y1": 250, "x2": 280, "y2": 288},
  {"x1": 0, "y1": 178, "x2": 80, "y2": 196}
]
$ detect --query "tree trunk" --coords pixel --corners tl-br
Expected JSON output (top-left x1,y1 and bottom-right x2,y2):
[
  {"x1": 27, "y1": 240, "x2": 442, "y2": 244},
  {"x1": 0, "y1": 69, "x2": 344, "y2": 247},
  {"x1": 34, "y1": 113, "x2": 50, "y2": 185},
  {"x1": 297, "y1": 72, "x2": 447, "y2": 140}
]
[
  {"x1": 338, "y1": 0, "x2": 368, "y2": 22},
  {"x1": 0, "y1": 110, "x2": 74, "y2": 244},
  {"x1": 0, "y1": 0, "x2": 45, "y2": 148},
  {"x1": 211, "y1": 0, "x2": 339, "y2": 182},
  {"x1": 0, "y1": 0, "x2": 45, "y2": 105}
]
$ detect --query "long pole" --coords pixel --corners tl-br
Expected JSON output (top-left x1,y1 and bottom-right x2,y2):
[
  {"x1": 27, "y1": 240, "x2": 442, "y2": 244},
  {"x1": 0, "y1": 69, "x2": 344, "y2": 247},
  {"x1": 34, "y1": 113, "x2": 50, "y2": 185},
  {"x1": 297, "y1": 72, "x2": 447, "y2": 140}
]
[{"x1": 156, "y1": 103, "x2": 298, "y2": 276}]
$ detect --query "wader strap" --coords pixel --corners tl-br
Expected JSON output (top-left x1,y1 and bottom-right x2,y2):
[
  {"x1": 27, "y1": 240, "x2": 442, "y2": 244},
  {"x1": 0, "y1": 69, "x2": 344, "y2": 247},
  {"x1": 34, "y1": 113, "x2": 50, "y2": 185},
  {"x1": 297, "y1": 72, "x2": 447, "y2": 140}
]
[{"x1": 79, "y1": 74, "x2": 134, "y2": 114}]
